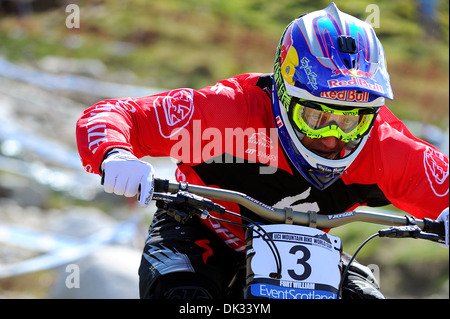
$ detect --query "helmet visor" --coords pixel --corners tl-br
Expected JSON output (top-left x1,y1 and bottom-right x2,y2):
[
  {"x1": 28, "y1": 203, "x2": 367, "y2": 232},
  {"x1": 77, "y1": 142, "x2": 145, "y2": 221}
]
[{"x1": 291, "y1": 99, "x2": 378, "y2": 142}]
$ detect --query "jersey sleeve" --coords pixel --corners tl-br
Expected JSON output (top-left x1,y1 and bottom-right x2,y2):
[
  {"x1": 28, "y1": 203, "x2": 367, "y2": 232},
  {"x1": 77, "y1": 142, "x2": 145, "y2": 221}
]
[
  {"x1": 75, "y1": 74, "x2": 262, "y2": 175},
  {"x1": 344, "y1": 105, "x2": 449, "y2": 219}
]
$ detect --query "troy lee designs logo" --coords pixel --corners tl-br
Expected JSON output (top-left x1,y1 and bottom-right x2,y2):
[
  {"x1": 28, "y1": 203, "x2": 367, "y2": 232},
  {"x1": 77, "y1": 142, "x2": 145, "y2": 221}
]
[
  {"x1": 423, "y1": 146, "x2": 449, "y2": 197},
  {"x1": 299, "y1": 57, "x2": 318, "y2": 90},
  {"x1": 154, "y1": 89, "x2": 195, "y2": 138}
]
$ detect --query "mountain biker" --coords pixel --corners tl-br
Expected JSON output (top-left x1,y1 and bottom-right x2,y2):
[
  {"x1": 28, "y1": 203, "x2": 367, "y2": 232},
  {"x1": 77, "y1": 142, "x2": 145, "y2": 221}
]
[{"x1": 76, "y1": 3, "x2": 449, "y2": 299}]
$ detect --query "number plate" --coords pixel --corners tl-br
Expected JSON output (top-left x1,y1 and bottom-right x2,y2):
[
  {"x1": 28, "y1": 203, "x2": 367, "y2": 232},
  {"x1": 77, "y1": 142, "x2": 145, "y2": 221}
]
[{"x1": 246, "y1": 224, "x2": 342, "y2": 299}]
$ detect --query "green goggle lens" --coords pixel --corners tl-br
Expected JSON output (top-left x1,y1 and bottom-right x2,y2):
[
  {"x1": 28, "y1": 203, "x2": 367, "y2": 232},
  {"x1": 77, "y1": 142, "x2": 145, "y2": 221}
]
[{"x1": 291, "y1": 99, "x2": 377, "y2": 142}]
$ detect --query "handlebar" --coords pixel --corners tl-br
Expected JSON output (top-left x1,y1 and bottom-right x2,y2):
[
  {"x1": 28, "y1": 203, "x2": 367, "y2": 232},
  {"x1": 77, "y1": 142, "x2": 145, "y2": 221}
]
[{"x1": 153, "y1": 178, "x2": 445, "y2": 242}]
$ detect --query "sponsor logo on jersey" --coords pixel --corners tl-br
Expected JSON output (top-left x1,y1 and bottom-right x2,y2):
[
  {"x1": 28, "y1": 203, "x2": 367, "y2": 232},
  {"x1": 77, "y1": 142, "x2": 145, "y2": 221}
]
[
  {"x1": 249, "y1": 132, "x2": 274, "y2": 149},
  {"x1": 84, "y1": 98, "x2": 138, "y2": 155},
  {"x1": 155, "y1": 89, "x2": 195, "y2": 138},
  {"x1": 423, "y1": 146, "x2": 449, "y2": 197}
]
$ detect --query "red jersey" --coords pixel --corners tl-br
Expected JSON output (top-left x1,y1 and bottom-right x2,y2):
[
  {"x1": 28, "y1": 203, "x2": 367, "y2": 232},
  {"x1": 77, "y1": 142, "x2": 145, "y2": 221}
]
[{"x1": 76, "y1": 73, "x2": 449, "y2": 252}]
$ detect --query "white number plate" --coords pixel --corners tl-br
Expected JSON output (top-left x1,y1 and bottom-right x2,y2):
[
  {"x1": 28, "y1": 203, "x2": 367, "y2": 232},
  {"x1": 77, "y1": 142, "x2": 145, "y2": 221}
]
[{"x1": 247, "y1": 224, "x2": 342, "y2": 299}]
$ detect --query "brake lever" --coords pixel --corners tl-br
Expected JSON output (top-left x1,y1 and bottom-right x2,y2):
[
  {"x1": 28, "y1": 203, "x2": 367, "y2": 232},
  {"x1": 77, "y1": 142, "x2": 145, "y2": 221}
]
[
  {"x1": 155, "y1": 197, "x2": 199, "y2": 223},
  {"x1": 378, "y1": 225, "x2": 445, "y2": 244},
  {"x1": 179, "y1": 191, "x2": 227, "y2": 215},
  {"x1": 153, "y1": 191, "x2": 227, "y2": 224}
]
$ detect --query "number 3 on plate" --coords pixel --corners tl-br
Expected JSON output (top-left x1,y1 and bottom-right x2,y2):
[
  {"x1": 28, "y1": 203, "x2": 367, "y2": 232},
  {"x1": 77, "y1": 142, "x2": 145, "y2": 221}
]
[{"x1": 287, "y1": 245, "x2": 312, "y2": 281}]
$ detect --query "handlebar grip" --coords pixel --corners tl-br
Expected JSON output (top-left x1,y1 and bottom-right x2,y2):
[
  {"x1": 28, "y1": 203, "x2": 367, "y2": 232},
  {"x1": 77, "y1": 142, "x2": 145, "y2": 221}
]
[
  {"x1": 154, "y1": 178, "x2": 169, "y2": 193},
  {"x1": 422, "y1": 218, "x2": 446, "y2": 237}
]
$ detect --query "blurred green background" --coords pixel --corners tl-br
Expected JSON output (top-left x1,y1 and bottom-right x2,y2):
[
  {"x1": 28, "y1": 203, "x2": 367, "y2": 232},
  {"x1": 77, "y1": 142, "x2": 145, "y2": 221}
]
[{"x1": 0, "y1": 0, "x2": 448, "y2": 299}]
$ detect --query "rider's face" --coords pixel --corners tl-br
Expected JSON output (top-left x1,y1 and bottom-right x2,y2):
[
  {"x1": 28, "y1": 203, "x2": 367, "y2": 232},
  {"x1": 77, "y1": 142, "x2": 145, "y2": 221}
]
[{"x1": 301, "y1": 135, "x2": 346, "y2": 159}]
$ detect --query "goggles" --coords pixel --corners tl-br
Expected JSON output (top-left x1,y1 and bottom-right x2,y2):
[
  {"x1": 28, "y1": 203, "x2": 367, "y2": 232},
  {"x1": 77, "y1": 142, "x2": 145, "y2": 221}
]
[{"x1": 290, "y1": 99, "x2": 378, "y2": 142}]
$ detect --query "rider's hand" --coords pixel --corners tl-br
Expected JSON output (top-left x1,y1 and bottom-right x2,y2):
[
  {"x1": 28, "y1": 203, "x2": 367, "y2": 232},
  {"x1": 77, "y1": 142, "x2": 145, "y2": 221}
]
[
  {"x1": 101, "y1": 148, "x2": 154, "y2": 207},
  {"x1": 438, "y1": 207, "x2": 449, "y2": 248}
]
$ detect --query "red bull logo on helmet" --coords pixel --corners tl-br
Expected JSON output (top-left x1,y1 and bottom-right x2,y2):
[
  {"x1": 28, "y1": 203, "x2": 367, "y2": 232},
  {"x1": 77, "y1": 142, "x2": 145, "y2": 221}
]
[
  {"x1": 320, "y1": 90, "x2": 369, "y2": 102},
  {"x1": 327, "y1": 77, "x2": 384, "y2": 94}
]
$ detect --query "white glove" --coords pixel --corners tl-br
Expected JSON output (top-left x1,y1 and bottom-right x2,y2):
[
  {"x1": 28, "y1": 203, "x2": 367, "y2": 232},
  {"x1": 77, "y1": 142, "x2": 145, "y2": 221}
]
[
  {"x1": 101, "y1": 149, "x2": 154, "y2": 207},
  {"x1": 437, "y1": 207, "x2": 449, "y2": 248}
]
